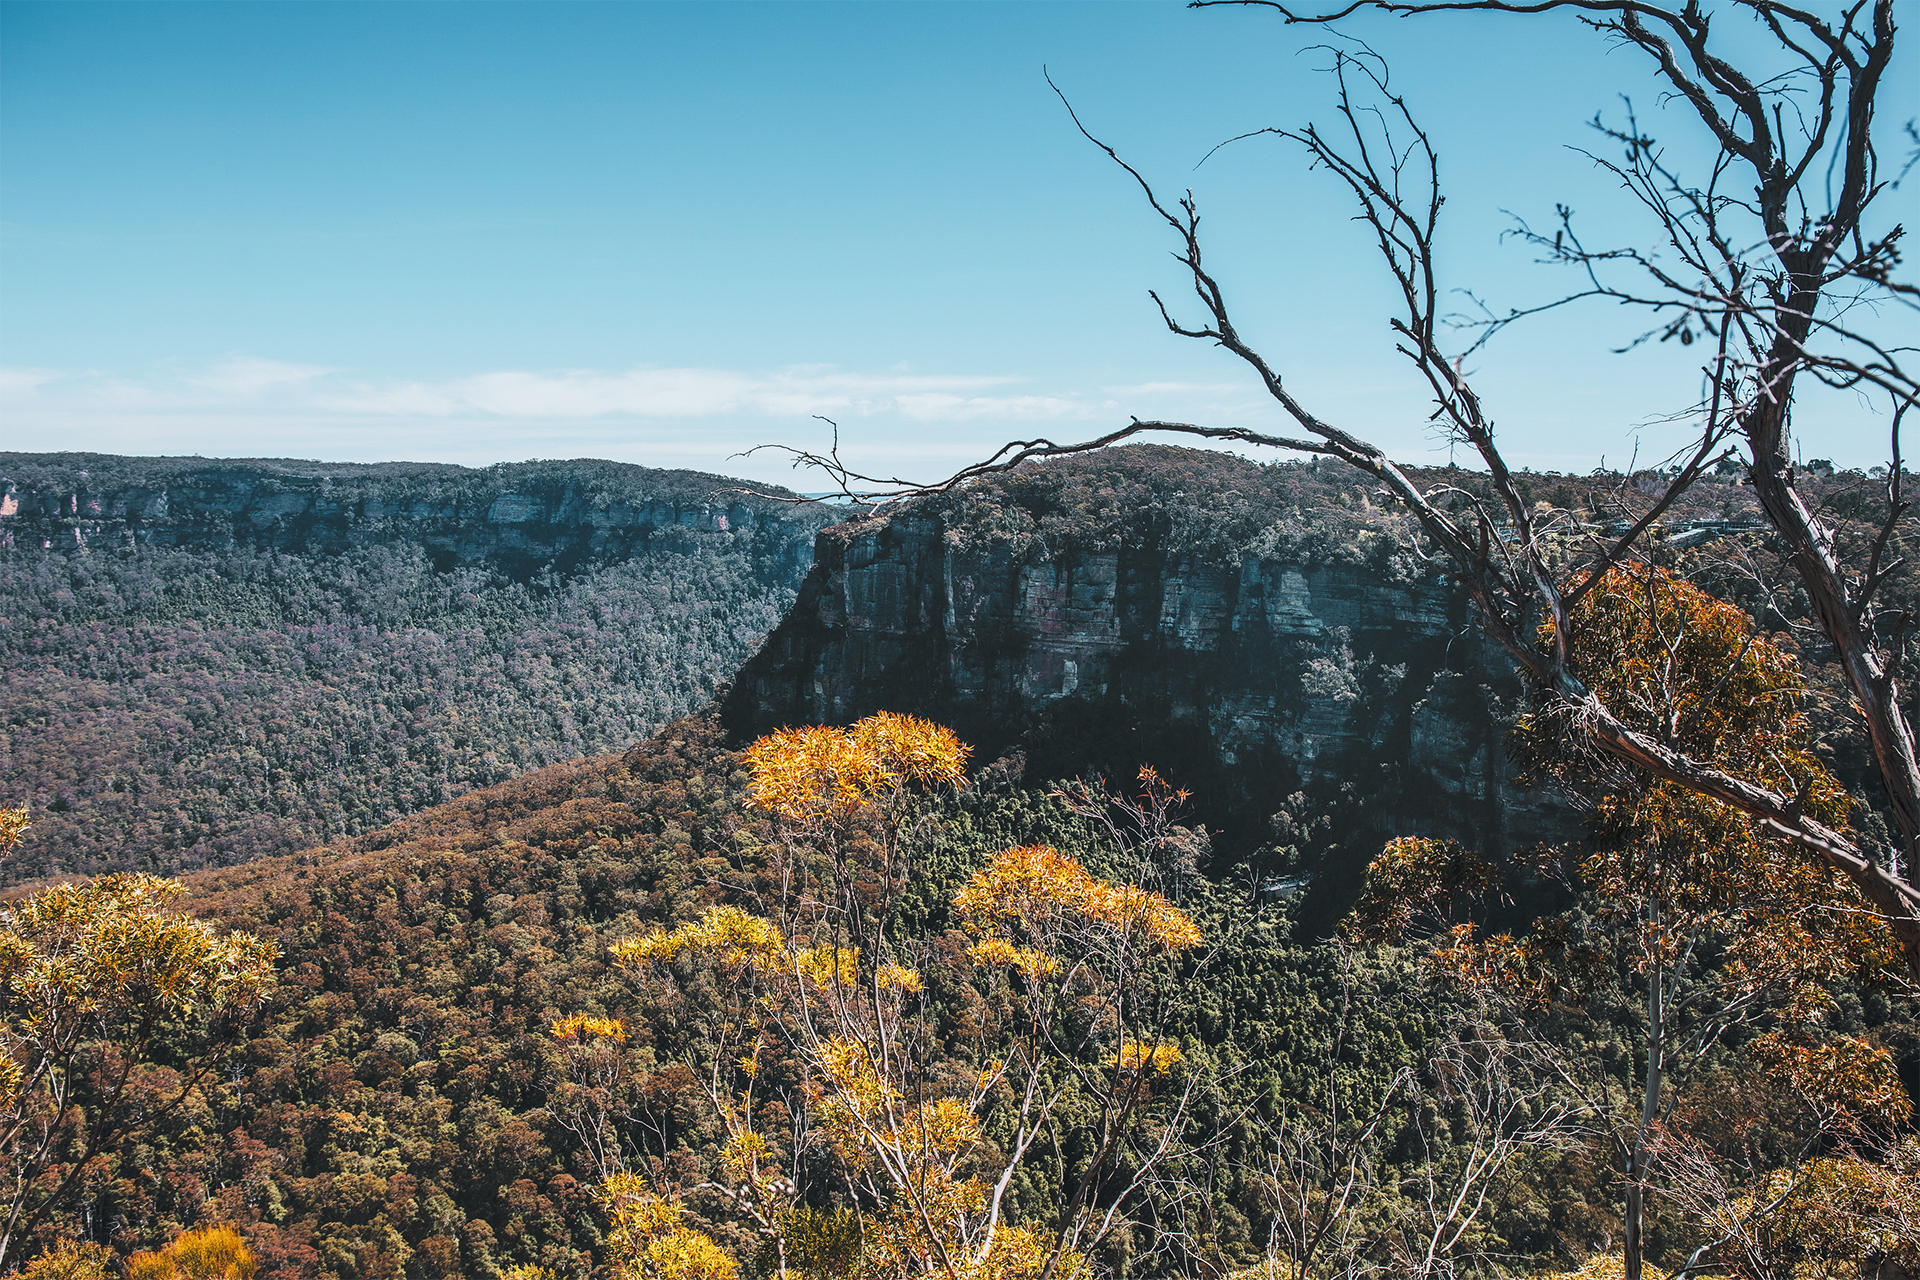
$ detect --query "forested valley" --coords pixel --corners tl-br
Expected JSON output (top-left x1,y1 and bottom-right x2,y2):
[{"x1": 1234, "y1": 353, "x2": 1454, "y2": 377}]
[
  {"x1": 0, "y1": 455, "x2": 831, "y2": 880},
  {"x1": 0, "y1": 447, "x2": 1915, "y2": 1280}
]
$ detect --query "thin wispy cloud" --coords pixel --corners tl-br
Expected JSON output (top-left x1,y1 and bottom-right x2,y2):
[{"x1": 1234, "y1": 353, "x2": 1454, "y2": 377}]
[
  {"x1": 182, "y1": 357, "x2": 336, "y2": 397},
  {"x1": 0, "y1": 367, "x2": 63, "y2": 396},
  {"x1": 1, "y1": 361, "x2": 1114, "y2": 424},
  {"x1": 1101, "y1": 380, "x2": 1247, "y2": 397},
  {"x1": 0, "y1": 357, "x2": 1336, "y2": 480}
]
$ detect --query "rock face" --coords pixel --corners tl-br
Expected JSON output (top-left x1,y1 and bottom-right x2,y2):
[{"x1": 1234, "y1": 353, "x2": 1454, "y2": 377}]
[
  {"x1": 724, "y1": 452, "x2": 1574, "y2": 902},
  {"x1": 0, "y1": 454, "x2": 829, "y2": 576}
]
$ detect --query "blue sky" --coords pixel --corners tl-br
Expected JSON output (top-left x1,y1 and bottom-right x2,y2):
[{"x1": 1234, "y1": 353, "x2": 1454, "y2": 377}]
[{"x1": 2, "y1": 1, "x2": 1913, "y2": 484}]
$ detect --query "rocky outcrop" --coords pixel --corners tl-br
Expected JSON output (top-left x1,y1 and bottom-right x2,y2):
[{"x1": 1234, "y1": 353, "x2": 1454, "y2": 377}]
[
  {"x1": 724, "y1": 458, "x2": 1574, "y2": 905},
  {"x1": 0, "y1": 454, "x2": 833, "y2": 576}
]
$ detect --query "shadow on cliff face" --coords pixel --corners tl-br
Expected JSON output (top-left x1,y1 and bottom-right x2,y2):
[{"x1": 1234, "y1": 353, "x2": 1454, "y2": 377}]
[{"x1": 719, "y1": 447, "x2": 1581, "y2": 930}]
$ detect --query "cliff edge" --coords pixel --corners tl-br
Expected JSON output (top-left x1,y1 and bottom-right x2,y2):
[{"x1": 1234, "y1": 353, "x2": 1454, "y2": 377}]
[
  {"x1": 723, "y1": 447, "x2": 1573, "y2": 908},
  {"x1": 0, "y1": 453, "x2": 828, "y2": 577}
]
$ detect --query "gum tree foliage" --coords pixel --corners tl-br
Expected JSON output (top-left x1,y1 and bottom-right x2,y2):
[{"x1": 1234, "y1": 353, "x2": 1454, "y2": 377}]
[
  {"x1": 1347, "y1": 565, "x2": 1910, "y2": 1280},
  {"x1": 607, "y1": 714, "x2": 1210, "y2": 1280},
  {"x1": 128, "y1": 1225, "x2": 260, "y2": 1280},
  {"x1": 37, "y1": 697, "x2": 1890, "y2": 1278},
  {"x1": 754, "y1": 0, "x2": 1920, "y2": 968},
  {"x1": 0, "y1": 809, "x2": 278, "y2": 1271}
]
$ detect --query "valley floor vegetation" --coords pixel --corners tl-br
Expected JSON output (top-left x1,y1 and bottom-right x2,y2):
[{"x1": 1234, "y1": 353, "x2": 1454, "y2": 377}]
[
  {"x1": 1, "y1": 601, "x2": 1913, "y2": 1280},
  {"x1": 0, "y1": 529, "x2": 807, "y2": 881}
]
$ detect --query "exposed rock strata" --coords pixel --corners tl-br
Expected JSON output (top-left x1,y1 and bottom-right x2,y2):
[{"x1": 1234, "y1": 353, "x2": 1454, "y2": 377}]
[
  {"x1": 0, "y1": 454, "x2": 829, "y2": 575},
  {"x1": 725, "y1": 494, "x2": 1574, "y2": 901}
]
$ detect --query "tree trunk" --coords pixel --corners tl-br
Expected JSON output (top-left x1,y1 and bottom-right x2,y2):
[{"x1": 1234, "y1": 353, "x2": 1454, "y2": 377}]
[
  {"x1": 1624, "y1": 1177, "x2": 1646, "y2": 1280},
  {"x1": 1626, "y1": 950, "x2": 1665, "y2": 1280}
]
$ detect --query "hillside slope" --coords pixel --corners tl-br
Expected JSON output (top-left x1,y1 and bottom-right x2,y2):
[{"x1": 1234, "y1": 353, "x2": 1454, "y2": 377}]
[
  {"x1": 138, "y1": 710, "x2": 1449, "y2": 1280},
  {"x1": 130, "y1": 705, "x2": 1916, "y2": 1280},
  {"x1": 0, "y1": 455, "x2": 833, "y2": 880},
  {"x1": 727, "y1": 447, "x2": 1576, "y2": 921},
  {"x1": 36, "y1": 446, "x2": 1911, "y2": 1280}
]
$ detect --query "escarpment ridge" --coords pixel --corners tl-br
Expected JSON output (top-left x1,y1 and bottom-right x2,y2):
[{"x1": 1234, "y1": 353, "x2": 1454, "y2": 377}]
[
  {"x1": 0, "y1": 453, "x2": 829, "y2": 577},
  {"x1": 724, "y1": 446, "x2": 1579, "y2": 915},
  {"x1": 0, "y1": 454, "x2": 833, "y2": 881}
]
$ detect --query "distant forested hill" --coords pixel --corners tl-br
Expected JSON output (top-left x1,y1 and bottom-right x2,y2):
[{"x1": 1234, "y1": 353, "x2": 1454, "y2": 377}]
[
  {"x1": 6, "y1": 445, "x2": 1905, "y2": 885},
  {"x1": 0, "y1": 455, "x2": 833, "y2": 880},
  {"x1": 7, "y1": 447, "x2": 1919, "y2": 1279}
]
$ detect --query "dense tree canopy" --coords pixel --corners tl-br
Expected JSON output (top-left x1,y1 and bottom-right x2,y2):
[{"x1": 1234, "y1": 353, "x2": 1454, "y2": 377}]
[
  {"x1": 0, "y1": 813, "x2": 277, "y2": 1269},
  {"x1": 1, "y1": 530, "x2": 809, "y2": 880}
]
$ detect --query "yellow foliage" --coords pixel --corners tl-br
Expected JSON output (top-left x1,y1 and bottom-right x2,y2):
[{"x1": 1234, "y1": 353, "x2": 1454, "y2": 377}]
[
  {"x1": 551, "y1": 1014, "x2": 627, "y2": 1043},
  {"x1": 0, "y1": 1050, "x2": 25, "y2": 1110},
  {"x1": 1083, "y1": 881, "x2": 1204, "y2": 952},
  {"x1": 815, "y1": 1177, "x2": 1090, "y2": 1280},
  {"x1": 719, "y1": 1126, "x2": 774, "y2": 1183},
  {"x1": 599, "y1": 714, "x2": 1173, "y2": 1280},
  {"x1": 954, "y1": 845, "x2": 1095, "y2": 929},
  {"x1": 1218, "y1": 1265, "x2": 1292, "y2": 1280},
  {"x1": 905, "y1": 1097, "x2": 981, "y2": 1157},
  {"x1": 850, "y1": 710, "x2": 971, "y2": 789},
  {"x1": 1113, "y1": 1038, "x2": 1184, "y2": 1076},
  {"x1": 599, "y1": 1171, "x2": 737, "y2": 1280},
  {"x1": 742, "y1": 712, "x2": 969, "y2": 823},
  {"x1": 167, "y1": 1227, "x2": 257, "y2": 1280},
  {"x1": 851, "y1": 1172, "x2": 987, "y2": 1278},
  {"x1": 126, "y1": 1226, "x2": 258, "y2": 1280},
  {"x1": 956, "y1": 844, "x2": 1202, "y2": 955},
  {"x1": 876, "y1": 963, "x2": 922, "y2": 994},
  {"x1": 813, "y1": 1037, "x2": 898, "y2": 1124},
  {"x1": 1531, "y1": 1258, "x2": 1668, "y2": 1280},
  {"x1": 795, "y1": 943, "x2": 860, "y2": 989},
  {"x1": 984, "y1": 1224, "x2": 1088, "y2": 1280},
  {"x1": 613, "y1": 905, "x2": 784, "y2": 971},
  {"x1": 633, "y1": 1230, "x2": 738, "y2": 1280},
  {"x1": 20, "y1": 1239, "x2": 114, "y2": 1280},
  {"x1": 745, "y1": 725, "x2": 879, "y2": 822},
  {"x1": 966, "y1": 937, "x2": 1060, "y2": 979},
  {"x1": 0, "y1": 806, "x2": 28, "y2": 855},
  {"x1": 126, "y1": 1254, "x2": 175, "y2": 1280},
  {"x1": 0, "y1": 875, "x2": 278, "y2": 1024},
  {"x1": 0, "y1": 873, "x2": 277, "y2": 1224}
]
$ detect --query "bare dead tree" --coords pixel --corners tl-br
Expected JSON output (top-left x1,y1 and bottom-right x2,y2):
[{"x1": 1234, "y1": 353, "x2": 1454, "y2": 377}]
[{"x1": 740, "y1": 0, "x2": 1920, "y2": 968}]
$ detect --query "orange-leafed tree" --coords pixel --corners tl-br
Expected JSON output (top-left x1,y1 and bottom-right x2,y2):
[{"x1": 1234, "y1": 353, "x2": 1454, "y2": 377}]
[
  {"x1": 608, "y1": 713, "x2": 1209, "y2": 1280},
  {"x1": 126, "y1": 1225, "x2": 258, "y2": 1280},
  {"x1": 1348, "y1": 566, "x2": 1908, "y2": 1280},
  {"x1": 15, "y1": 1236, "x2": 113, "y2": 1280},
  {"x1": 0, "y1": 810, "x2": 278, "y2": 1272}
]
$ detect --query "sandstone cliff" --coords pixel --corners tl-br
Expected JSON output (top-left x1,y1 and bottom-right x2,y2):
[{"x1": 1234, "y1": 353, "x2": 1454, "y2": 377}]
[
  {"x1": 0, "y1": 453, "x2": 829, "y2": 575},
  {"x1": 724, "y1": 448, "x2": 1573, "y2": 911}
]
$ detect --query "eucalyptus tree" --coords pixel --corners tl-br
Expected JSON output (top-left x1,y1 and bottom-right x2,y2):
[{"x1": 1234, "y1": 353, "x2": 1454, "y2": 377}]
[
  {"x1": 750, "y1": 0, "x2": 1920, "y2": 968},
  {"x1": 0, "y1": 811, "x2": 277, "y2": 1269}
]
